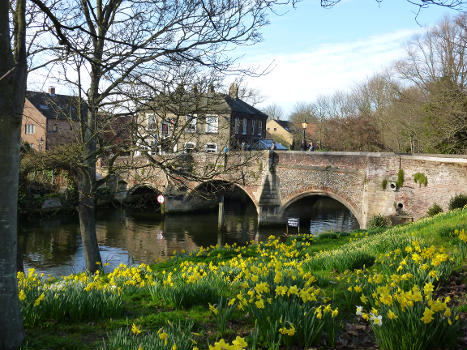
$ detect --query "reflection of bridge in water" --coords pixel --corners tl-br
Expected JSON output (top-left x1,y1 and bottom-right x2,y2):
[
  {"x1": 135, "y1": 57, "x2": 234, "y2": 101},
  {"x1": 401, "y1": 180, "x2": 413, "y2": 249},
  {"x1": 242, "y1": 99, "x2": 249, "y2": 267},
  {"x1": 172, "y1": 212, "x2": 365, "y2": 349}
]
[{"x1": 113, "y1": 151, "x2": 467, "y2": 229}]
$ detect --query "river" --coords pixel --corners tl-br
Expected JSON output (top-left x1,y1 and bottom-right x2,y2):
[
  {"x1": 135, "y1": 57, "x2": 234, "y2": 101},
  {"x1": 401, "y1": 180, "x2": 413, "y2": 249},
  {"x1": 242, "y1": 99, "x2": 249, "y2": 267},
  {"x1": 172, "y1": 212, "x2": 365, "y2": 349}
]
[{"x1": 18, "y1": 196, "x2": 358, "y2": 276}]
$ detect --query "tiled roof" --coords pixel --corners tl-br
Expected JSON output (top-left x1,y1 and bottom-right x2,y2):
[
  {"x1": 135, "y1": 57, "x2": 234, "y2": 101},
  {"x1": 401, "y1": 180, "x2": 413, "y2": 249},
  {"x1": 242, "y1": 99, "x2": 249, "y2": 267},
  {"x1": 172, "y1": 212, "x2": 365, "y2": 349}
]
[
  {"x1": 26, "y1": 91, "x2": 87, "y2": 121},
  {"x1": 223, "y1": 95, "x2": 268, "y2": 119}
]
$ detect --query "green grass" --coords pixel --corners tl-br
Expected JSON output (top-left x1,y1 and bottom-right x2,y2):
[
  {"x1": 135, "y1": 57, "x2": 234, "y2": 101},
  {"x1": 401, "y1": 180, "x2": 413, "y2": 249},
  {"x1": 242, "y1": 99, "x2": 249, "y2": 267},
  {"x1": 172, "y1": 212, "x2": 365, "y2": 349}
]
[{"x1": 20, "y1": 208, "x2": 467, "y2": 350}]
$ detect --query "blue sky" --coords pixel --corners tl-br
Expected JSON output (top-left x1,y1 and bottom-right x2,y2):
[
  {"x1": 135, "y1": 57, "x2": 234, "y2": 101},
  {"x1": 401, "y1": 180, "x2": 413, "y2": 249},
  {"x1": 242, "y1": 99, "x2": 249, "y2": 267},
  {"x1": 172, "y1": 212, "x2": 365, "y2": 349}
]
[
  {"x1": 238, "y1": 0, "x2": 459, "y2": 116},
  {"x1": 27, "y1": 1, "x2": 459, "y2": 117}
]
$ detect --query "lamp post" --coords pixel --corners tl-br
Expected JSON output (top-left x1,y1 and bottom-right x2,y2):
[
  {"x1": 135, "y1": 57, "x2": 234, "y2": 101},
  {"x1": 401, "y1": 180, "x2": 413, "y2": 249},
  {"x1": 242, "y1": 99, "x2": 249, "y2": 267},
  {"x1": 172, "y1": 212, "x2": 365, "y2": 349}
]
[{"x1": 301, "y1": 120, "x2": 308, "y2": 150}]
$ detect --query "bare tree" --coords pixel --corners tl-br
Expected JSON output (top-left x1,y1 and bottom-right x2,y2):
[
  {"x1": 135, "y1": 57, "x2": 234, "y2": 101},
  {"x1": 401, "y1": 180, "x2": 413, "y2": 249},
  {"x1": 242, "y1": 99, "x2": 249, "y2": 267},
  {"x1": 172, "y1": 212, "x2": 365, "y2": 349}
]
[
  {"x1": 395, "y1": 13, "x2": 467, "y2": 153},
  {"x1": 263, "y1": 103, "x2": 284, "y2": 120},
  {"x1": 320, "y1": 0, "x2": 465, "y2": 11},
  {"x1": 25, "y1": 0, "x2": 295, "y2": 273},
  {"x1": 0, "y1": 0, "x2": 26, "y2": 348}
]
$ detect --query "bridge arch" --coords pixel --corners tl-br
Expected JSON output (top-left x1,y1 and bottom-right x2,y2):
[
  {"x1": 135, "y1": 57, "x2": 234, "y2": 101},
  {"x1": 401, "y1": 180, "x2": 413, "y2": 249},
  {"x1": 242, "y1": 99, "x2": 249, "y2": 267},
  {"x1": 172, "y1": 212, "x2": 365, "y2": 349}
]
[
  {"x1": 281, "y1": 190, "x2": 363, "y2": 229},
  {"x1": 126, "y1": 184, "x2": 162, "y2": 208},
  {"x1": 186, "y1": 180, "x2": 259, "y2": 214}
]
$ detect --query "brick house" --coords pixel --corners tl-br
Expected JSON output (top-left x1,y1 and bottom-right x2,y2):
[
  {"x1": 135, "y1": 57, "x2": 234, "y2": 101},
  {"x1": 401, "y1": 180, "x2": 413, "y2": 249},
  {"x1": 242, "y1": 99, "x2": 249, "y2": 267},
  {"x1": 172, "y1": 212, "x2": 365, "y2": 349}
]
[
  {"x1": 22, "y1": 87, "x2": 85, "y2": 151},
  {"x1": 136, "y1": 84, "x2": 268, "y2": 155}
]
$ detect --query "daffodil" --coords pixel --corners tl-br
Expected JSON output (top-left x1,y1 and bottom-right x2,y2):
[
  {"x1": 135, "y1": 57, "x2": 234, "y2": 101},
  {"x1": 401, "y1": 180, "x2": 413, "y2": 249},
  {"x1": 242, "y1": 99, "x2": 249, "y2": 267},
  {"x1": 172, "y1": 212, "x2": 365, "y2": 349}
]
[
  {"x1": 421, "y1": 307, "x2": 434, "y2": 324},
  {"x1": 131, "y1": 323, "x2": 142, "y2": 335}
]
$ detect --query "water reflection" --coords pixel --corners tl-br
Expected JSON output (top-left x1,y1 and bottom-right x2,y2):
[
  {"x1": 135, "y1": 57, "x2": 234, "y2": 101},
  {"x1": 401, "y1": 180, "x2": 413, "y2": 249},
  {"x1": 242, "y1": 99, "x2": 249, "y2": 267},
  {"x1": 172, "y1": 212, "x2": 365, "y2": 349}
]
[
  {"x1": 284, "y1": 196, "x2": 359, "y2": 236},
  {"x1": 19, "y1": 195, "x2": 358, "y2": 276}
]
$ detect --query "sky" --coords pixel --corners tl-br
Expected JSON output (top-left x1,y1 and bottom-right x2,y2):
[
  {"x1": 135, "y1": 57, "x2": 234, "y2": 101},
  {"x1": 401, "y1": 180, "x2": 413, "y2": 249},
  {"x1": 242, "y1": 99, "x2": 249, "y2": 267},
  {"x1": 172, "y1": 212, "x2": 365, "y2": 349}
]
[
  {"x1": 235, "y1": 0, "x2": 460, "y2": 116},
  {"x1": 27, "y1": 0, "x2": 460, "y2": 117}
]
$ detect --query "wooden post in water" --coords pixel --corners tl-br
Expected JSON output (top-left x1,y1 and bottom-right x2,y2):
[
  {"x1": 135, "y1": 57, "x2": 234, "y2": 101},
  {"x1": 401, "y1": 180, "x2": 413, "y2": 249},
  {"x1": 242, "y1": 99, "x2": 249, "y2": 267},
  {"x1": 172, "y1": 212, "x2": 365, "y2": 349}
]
[
  {"x1": 218, "y1": 195, "x2": 225, "y2": 231},
  {"x1": 217, "y1": 195, "x2": 225, "y2": 246}
]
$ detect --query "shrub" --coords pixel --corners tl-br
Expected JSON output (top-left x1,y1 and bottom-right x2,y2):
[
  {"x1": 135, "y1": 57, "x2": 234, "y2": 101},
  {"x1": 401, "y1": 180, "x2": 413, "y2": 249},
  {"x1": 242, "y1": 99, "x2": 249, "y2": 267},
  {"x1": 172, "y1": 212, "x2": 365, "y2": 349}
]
[
  {"x1": 413, "y1": 172, "x2": 428, "y2": 187},
  {"x1": 381, "y1": 179, "x2": 388, "y2": 190},
  {"x1": 448, "y1": 194, "x2": 467, "y2": 211},
  {"x1": 368, "y1": 215, "x2": 390, "y2": 229},
  {"x1": 427, "y1": 203, "x2": 443, "y2": 217},
  {"x1": 396, "y1": 169, "x2": 404, "y2": 189}
]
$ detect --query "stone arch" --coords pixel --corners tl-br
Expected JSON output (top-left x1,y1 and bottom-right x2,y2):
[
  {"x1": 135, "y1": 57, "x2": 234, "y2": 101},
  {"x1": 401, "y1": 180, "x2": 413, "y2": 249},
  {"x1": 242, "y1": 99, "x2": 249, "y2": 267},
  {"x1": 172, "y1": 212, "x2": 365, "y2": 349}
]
[
  {"x1": 186, "y1": 180, "x2": 259, "y2": 214},
  {"x1": 280, "y1": 190, "x2": 363, "y2": 228},
  {"x1": 128, "y1": 183, "x2": 161, "y2": 196},
  {"x1": 125, "y1": 184, "x2": 162, "y2": 208}
]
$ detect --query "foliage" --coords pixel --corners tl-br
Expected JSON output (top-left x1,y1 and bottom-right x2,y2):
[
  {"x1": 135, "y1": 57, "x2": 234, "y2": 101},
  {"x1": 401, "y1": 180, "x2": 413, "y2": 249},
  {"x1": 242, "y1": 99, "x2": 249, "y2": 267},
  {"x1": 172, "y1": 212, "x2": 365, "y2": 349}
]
[
  {"x1": 17, "y1": 269, "x2": 123, "y2": 326},
  {"x1": 100, "y1": 320, "x2": 196, "y2": 350},
  {"x1": 427, "y1": 203, "x2": 443, "y2": 217},
  {"x1": 413, "y1": 172, "x2": 428, "y2": 187},
  {"x1": 347, "y1": 239, "x2": 462, "y2": 350},
  {"x1": 396, "y1": 169, "x2": 404, "y2": 190},
  {"x1": 448, "y1": 194, "x2": 467, "y2": 211},
  {"x1": 381, "y1": 179, "x2": 388, "y2": 190},
  {"x1": 150, "y1": 272, "x2": 230, "y2": 309},
  {"x1": 368, "y1": 214, "x2": 390, "y2": 229}
]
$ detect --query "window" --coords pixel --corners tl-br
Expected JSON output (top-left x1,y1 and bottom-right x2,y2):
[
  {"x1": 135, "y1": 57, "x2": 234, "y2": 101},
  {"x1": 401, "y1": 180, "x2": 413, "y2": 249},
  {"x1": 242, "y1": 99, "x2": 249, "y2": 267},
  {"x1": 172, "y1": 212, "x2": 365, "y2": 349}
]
[
  {"x1": 161, "y1": 122, "x2": 169, "y2": 138},
  {"x1": 29, "y1": 143, "x2": 35, "y2": 149},
  {"x1": 252, "y1": 120, "x2": 256, "y2": 135},
  {"x1": 273, "y1": 127, "x2": 277, "y2": 131},
  {"x1": 258, "y1": 120, "x2": 263, "y2": 137},
  {"x1": 242, "y1": 118, "x2": 247, "y2": 135},
  {"x1": 52, "y1": 124, "x2": 58, "y2": 132},
  {"x1": 185, "y1": 115, "x2": 197, "y2": 133},
  {"x1": 147, "y1": 114, "x2": 156, "y2": 130},
  {"x1": 234, "y1": 118, "x2": 240, "y2": 134},
  {"x1": 25, "y1": 124, "x2": 35, "y2": 134},
  {"x1": 205, "y1": 115, "x2": 218, "y2": 133},
  {"x1": 205, "y1": 143, "x2": 217, "y2": 153},
  {"x1": 184, "y1": 142, "x2": 196, "y2": 153}
]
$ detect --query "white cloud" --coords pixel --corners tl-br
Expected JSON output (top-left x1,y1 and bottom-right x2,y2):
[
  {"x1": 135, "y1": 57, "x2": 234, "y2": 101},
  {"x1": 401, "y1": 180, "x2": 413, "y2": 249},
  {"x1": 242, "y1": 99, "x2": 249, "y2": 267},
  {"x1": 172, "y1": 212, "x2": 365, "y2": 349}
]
[{"x1": 241, "y1": 28, "x2": 422, "y2": 116}]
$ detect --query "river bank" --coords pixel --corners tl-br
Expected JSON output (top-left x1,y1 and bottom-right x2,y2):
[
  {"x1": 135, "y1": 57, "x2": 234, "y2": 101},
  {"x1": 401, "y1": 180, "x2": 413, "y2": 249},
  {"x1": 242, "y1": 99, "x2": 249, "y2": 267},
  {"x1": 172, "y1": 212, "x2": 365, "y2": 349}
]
[{"x1": 18, "y1": 207, "x2": 466, "y2": 350}]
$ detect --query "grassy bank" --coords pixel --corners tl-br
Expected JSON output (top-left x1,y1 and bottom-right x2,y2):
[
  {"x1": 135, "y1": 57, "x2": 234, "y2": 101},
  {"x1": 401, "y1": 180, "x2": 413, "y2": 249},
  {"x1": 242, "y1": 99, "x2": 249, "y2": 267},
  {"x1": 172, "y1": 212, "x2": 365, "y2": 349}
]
[{"x1": 19, "y1": 208, "x2": 467, "y2": 350}]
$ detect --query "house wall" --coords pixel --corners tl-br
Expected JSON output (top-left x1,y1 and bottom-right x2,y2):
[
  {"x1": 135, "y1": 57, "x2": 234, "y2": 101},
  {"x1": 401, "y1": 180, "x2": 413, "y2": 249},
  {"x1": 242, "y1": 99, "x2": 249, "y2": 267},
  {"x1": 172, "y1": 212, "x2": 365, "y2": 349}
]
[
  {"x1": 230, "y1": 113, "x2": 267, "y2": 148},
  {"x1": 138, "y1": 112, "x2": 232, "y2": 154},
  {"x1": 266, "y1": 120, "x2": 293, "y2": 147},
  {"x1": 178, "y1": 113, "x2": 231, "y2": 152},
  {"x1": 46, "y1": 119, "x2": 79, "y2": 150},
  {"x1": 22, "y1": 99, "x2": 47, "y2": 150}
]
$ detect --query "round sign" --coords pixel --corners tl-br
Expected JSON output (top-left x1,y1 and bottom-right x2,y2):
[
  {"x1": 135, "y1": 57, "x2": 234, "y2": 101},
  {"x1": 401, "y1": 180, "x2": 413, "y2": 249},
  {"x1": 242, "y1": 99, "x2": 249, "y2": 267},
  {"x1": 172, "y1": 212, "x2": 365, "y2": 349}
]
[{"x1": 156, "y1": 194, "x2": 165, "y2": 204}]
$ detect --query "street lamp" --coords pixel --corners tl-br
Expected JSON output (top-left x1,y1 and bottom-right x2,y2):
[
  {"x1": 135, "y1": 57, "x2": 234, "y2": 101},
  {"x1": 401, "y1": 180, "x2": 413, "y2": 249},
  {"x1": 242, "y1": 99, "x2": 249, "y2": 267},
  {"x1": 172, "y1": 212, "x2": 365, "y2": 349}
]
[{"x1": 301, "y1": 119, "x2": 308, "y2": 150}]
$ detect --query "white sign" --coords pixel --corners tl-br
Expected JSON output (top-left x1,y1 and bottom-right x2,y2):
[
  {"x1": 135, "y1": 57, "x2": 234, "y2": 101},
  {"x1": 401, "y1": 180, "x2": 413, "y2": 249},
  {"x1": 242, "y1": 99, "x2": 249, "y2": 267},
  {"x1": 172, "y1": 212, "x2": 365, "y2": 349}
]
[
  {"x1": 287, "y1": 218, "x2": 299, "y2": 227},
  {"x1": 156, "y1": 194, "x2": 165, "y2": 204}
]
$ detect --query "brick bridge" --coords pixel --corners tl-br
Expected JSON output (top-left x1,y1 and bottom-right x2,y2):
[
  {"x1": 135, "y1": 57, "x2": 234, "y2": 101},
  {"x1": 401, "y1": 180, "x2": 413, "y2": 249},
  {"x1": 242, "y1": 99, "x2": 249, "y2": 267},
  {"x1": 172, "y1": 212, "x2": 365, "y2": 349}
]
[{"x1": 115, "y1": 151, "x2": 467, "y2": 229}]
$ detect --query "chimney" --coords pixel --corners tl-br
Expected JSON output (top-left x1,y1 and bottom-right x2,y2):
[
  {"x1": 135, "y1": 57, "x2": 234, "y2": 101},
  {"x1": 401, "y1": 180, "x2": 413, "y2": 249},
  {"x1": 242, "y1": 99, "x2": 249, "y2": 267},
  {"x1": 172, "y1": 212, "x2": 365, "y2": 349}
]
[
  {"x1": 229, "y1": 83, "x2": 238, "y2": 99},
  {"x1": 48, "y1": 86, "x2": 56, "y2": 95}
]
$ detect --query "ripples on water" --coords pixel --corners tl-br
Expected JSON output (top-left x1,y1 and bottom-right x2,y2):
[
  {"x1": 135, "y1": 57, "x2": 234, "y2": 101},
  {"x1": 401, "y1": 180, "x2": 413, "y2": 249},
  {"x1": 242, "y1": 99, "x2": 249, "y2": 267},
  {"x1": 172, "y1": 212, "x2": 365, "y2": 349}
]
[{"x1": 19, "y1": 196, "x2": 358, "y2": 276}]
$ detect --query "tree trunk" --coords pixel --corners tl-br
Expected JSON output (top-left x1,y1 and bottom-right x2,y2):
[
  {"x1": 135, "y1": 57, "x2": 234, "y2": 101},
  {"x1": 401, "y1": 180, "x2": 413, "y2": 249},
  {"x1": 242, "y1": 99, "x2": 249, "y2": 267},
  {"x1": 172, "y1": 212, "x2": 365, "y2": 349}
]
[
  {"x1": 0, "y1": 0, "x2": 26, "y2": 347},
  {"x1": 77, "y1": 166, "x2": 101, "y2": 273},
  {"x1": 0, "y1": 116, "x2": 25, "y2": 350}
]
